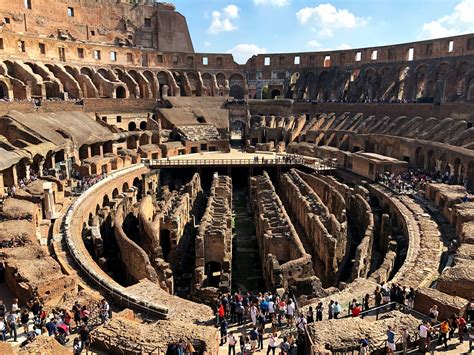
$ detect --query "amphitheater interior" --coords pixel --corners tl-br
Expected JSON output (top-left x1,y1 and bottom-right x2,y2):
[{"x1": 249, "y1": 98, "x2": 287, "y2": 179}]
[{"x1": 0, "y1": 1, "x2": 473, "y2": 354}]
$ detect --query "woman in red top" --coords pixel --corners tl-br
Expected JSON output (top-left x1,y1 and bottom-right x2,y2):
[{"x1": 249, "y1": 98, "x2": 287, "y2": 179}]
[
  {"x1": 352, "y1": 303, "x2": 362, "y2": 317},
  {"x1": 218, "y1": 304, "x2": 225, "y2": 323}
]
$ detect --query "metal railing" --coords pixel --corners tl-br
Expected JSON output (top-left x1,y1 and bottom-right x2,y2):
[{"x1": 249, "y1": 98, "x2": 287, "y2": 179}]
[{"x1": 147, "y1": 156, "x2": 337, "y2": 171}]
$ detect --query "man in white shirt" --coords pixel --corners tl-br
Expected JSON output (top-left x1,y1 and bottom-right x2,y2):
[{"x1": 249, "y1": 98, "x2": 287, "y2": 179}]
[
  {"x1": 267, "y1": 334, "x2": 277, "y2": 355},
  {"x1": 268, "y1": 299, "x2": 275, "y2": 318},
  {"x1": 286, "y1": 299, "x2": 295, "y2": 327},
  {"x1": 296, "y1": 314, "x2": 307, "y2": 331},
  {"x1": 418, "y1": 321, "x2": 430, "y2": 352}
]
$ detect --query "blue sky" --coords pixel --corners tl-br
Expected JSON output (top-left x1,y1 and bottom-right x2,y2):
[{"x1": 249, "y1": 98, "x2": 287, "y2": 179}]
[{"x1": 171, "y1": 0, "x2": 474, "y2": 63}]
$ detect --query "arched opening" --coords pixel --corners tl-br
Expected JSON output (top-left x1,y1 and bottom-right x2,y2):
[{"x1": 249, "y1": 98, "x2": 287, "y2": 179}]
[
  {"x1": 133, "y1": 177, "x2": 142, "y2": 198},
  {"x1": 102, "y1": 195, "x2": 110, "y2": 207},
  {"x1": 467, "y1": 161, "x2": 474, "y2": 193},
  {"x1": 112, "y1": 188, "x2": 119, "y2": 199},
  {"x1": 139, "y1": 134, "x2": 150, "y2": 145},
  {"x1": 157, "y1": 71, "x2": 169, "y2": 98},
  {"x1": 427, "y1": 150, "x2": 436, "y2": 171},
  {"x1": 122, "y1": 182, "x2": 129, "y2": 192},
  {"x1": 271, "y1": 89, "x2": 281, "y2": 99},
  {"x1": 229, "y1": 73, "x2": 245, "y2": 99},
  {"x1": 139, "y1": 121, "x2": 147, "y2": 130},
  {"x1": 128, "y1": 122, "x2": 137, "y2": 131},
  {"x1": 453, "y1": 158, "x2": 461, "y2": 183},
  {"x1": 151, "y1": 133, "x2": 160, "y2": 145},
  {"x1": 115, "y1": 86, "x2": 126, "y2": 99},
  {"x1": 160, "y1": 230, "x2": 171, "y2": 262},
  {"x1": 415, "y1": 147, "x2": 425, "y2": 168},
  {"x1": 205, "y1": 261, "x2": 222, "y2": 287},
  {"x1": 201, "y1": 73, "x2": 213, "y2": 96},
  {"x1": 229, "y1": 85, "x2": 244, "y2": 99},
  {"x1": 0, "y1": 80, "x2": 9, "y2": 99}
]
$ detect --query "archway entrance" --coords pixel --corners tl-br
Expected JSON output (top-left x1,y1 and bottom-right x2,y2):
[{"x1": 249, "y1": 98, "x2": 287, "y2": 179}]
[
  {"x1": 229, "y1": 85, "x2": 244, "y2": 99},
  {"x1": 271, "y1": 89, "x2": 281, "y2": 99},
  {"x1": 160, "y1": 230, "x2": 171, "y2": 262},
  {"x1": 0, "y1": 81, "x2": 8, "y2": 99},
  {"x1": 205, "y1": 261, "x2": 222, "y2": 287},
  {"x1": 115, "y1": 86, "x2": 126, "y2": 98}
]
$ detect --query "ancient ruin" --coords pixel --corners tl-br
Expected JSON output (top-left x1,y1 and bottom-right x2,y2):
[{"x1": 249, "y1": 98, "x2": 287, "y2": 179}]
[{"x1": 0, "y1": 0, "x2": 473, "y2": 353}]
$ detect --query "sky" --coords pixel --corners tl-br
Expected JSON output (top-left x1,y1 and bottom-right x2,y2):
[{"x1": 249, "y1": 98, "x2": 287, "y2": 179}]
[{"x1": 170, "y1": 0, "x2": 474, "y2": 64}]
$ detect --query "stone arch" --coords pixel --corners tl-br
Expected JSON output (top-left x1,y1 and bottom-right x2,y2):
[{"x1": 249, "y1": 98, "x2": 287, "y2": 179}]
[
  {"x1": 187, "y1": 71, "x2": 200, "y2": 96},
  {"x1": 80, "y1": 67, "x2": 94, "y2": 78},
  {"x1": 0, "y1": 80, "x2": 10, "y2": 99},
  {"x1": 229, "y1": 73, "x2": 245, "y2": 99},
  {"x1": 139, "y1": 121, "x2": 147, "y2": 130},
  {"x1": 318, "y1": 71, "x2": 331, "y2": 101},
  {"x1": 143, "y1": 70, "x2": 157, "y2": 98},
  {"x1": 467, "y1": 161, "x2": 474, "y2": 192},
  {"x1": 453, "y1": 157, "x2": 462, "y2": 183},
  {"x1": 439, "y1": 152, "x2": 449, "y2": 173},
  {"x1": 115, "y1": 86, "x2": 126, "y2": 98},
  {"x1": 79, "y1": 144, "x2": 89, "y2": 160},
  {"x1": 112, "y1": 188, "x2": 119, "y2": 199},
  {"x1": 427, "y1": 149, "x2": 436, "y2": 171},
  {"x1": 128, "y1": 121, "x2": 137, "y2": 131},
  {"x1": 102, "y1": 194, "x2": 110, "y2": 207},
  {"x1": 415, "y1": 147, "x2": 424, "y2": 168},
  {"x1": 128, "y1": 69, "x2": 149, "y2": 98},
  {"x1": 151, "y1": 133, "x2": 160, "y2": 144},
  {"x1": 157, "y1": 71, "x2": 171, "y2": 97},
  {"x1": 271, "y1": 89, "x2": 281, "y2": 99},
  {"x1": 414, "y1": 64, "x2": 430, "y2": 100},
  {"x1": 172, "y1": 72, "x2": 186, "y2": 96},
  {"x1": 122, "y1": 182, "x2": 129, "y2": 192},
  {"x1": 201, "y1": 73, "x2": 213, "y2": 96}
]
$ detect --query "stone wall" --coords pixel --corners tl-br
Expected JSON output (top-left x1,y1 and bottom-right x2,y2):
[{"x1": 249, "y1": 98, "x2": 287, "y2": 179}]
[
  {"x1": 250, "y1": 171, "x2": 314, "y2": 289},
  {"x1": 414, "y1": 287, "x2": 468, "y2": 321},
  {"x1": 194, "y1": 173, "x2": 232, "y2": 299},
  {"x1": 279, "y1": 169, "x2": 347, "y2": 286}
]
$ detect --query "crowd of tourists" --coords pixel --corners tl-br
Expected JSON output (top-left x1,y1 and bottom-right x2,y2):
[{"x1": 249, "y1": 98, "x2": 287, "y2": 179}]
[
  {"x1": 377, "y1": 168, "x2": 469, "y2": 196},
  {"x1": 0, "y1": 293, "x2": 111, "y2": 354},
  {"x1": 294, "y1": 98, "x2": 422, "y2": 104},
  {"x1": 73, "y1": 171, "x2": 107, "y2": 194}
]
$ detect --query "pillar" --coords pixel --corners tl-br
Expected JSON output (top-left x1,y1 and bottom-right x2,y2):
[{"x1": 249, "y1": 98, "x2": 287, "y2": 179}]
[
  {"x1": 24, "y1": 163, "x2": 31, "y2": 181},
  {"x1": 0, "y1": 173, "x2": 5, "y2": 198},
  {"x1": 38, "y1": 160, "x2": 45, "y2": 177},
  {"x1": 43, "y1": 181, "x2": 59, "y2": 219}
]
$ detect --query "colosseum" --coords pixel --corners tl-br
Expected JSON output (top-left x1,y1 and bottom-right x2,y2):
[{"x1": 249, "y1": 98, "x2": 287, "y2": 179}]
[{"x1": 0, "y1": 0, "x2": 473, "y2": 354}]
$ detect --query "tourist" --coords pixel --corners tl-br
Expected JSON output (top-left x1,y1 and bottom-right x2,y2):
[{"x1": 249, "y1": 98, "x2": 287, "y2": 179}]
[
  {"x1": 230, "y1": 297, "x2": 236, "y2": 323},
  {"x1": 78, "y1": 324, "x2": 90, "y2": 352},
  {"x1": 72, "y1": 301, "x2": 82, "y2": 329},
  {"x1": 386, "y1": 325, "x2": 396, "y2": 354},
  {"x1": 80, "y1": 305, "x2": 90, "y2": 325},
  {"x1": 397, "y1": 327, "x2": 408, "y2": 355},
  {"x1": 374, "y1": 286, "x2": 382, "y2": 307},
  {"x1": 286, "y1": 299, "x2": 295, "y2": 327},
  {"x1": 267, "y1": 333, "x2": 277, "y2": 355},
  {"x1": 236, "y1": 301, "x2": 244, "y2": 326},
  {"x1": 7, "y1": 310, "x2": 19, "y2": 342},
  {"x1": 296, "y1": 313, "x2": 307, "y2": 332},
  {"x1": 268, "y1": 296, "x2": 275, "y2": 320},
  {"x1": 439, "y1": 319, "x2": 450, "y2": 350},
  {"x1": 359, "y1": 336, "x2": 369, "y2": 354},
  {"x1": 315, "y1": 302, "x2": 323, "y2": 321},
  {"x1": 30, "y1": 297, "x2": 42, "y2": 317},
  {"x1": 363, "y1": 294, "x2": 370, "y2": 311},
  {"x1": 257, "y1": 323, "x2": 264, "y2": 350},
  {"x1": 468, "y1": 298, "x2": 474, "y2": 323},
  {"x1": 279, "y1": 336, "x2": 290, "y2": 355},
  {"x1": 448, "y1": 313, "x2": 457, "y2": 339},
  {"x1": 334, "y1": 301, "x2": 341, "y2": 319},
  {"x1": 100, "y1": 299, "x2": 110, "y2": 324},
  {"x1": 429, "y1": 305, "x2": 439, "y2": 324},
  {"x1": 0, "y1": 300, "x2": 6, "y2": 319},
  {"x1": 406, "y1": 287, "x2": 416, "y2": 309},
  {"x1": 11, "y1": 298, "x2": 19, "y2": 313},
  {"x1": 45, "y1": 318, "x2": 57, "y2": 336},
  {"x1": 457, "y1": 314, "x2": 467, "y2": 343},
  {"x1": 227, "y1": 331, "x2": 236, "y2": 355},
  {"x1": 218, "y1": 303, "x2": 225, "y2": 324},
  {"x1": 20, "y1": 309, "x2": 29, "y2": 334},
  {"x1": 249, "y1": 326, "x2": 258, "y2": 352},
  {"x1": 239, "y1": 334, "x2": 245, "y2": 355},
  {"x1": 328, "y1": 300, "x2": 334, "y2": 320},
  {"x1": 352, "y1": 303, "x2": 362, "y2": 317},
  {"x1": 468, "y1": 321, "x2": 474, "y2": 352},
  {"x1": 419, "y1": 321, "x2": 430, "y2": 352},
  {"x1": 0, "y1": 317, "x2": 6, "y2": 342},
  {"x1": 249, "y1": 303, "x2": 258, "y2": 326},
  {"x1": 73, "y1": 337, "x2": 82, "y2": 355},
  {"x1": 306, "y1": 306, "x2": 314, "y2": 323},
  {"x1": 277, "y1": 298, "x2": 286, "y2": 327},
  {"x1": 220, "y1": 319, "x2": 228, "y2": 346},
  {"x1": 185, "y1": 342, "x2": 195, "y2": 354}
]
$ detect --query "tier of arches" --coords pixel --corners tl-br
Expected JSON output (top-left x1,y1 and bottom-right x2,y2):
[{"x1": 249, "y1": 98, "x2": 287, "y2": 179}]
[
  {"x1": 289, "y1": 59, "x2": 474, "y2": 103},
  {"x1": 0, "y1": 60, "x2": 247, "y2": 101}
]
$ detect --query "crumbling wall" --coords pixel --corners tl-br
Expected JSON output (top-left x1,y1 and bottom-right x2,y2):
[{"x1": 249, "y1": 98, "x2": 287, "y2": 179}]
[
  {"x1": 194, "y1": 173, "x2": 232, "y2": 298},
  {"x1": 114, "y1": 199, "x2": 159, "y2": 284},
  {"x1": 279, "y1": 169, "x2": 347, "y2": 285},
  {"x1": 250, "y1": 171, "x2": 314, "y2": 289}
]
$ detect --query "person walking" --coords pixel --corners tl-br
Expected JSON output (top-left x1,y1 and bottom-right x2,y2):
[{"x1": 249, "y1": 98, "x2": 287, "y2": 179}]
[
  {"x1": 439, "y1": 319, "x2": 450, "y2": 350},
  {"x1": 220, "y1": 319, "x2": 228, "y2": 346},
  {"x1": 267, "y1": 333, "x2": 277, "y2": 355},
  {"x1": 386, "y1": 325, "x2": 396, "y2": 354}
]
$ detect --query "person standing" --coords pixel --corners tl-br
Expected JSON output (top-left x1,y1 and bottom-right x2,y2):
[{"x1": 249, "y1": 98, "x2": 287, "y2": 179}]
[
  {"x1": 457, "y1": 315, "x2": 467, "y2": 343},
  {"x1": 328, "y1": 300, "x2": 334, "y2": 320},
  {"x1": 439, "y1": 319, "x2": 450, "y2": 350},
  {"x1": 0, "y1": 317, "x2": 6, "y2": 342},
  {"x1": 401, "y1": 327, "x2": 409, "y2": 354},
  {"x1": 315, "y1": 302, "x2": 323, "y2": 321},
  {"x1": 334, "y1": 301, "x2": 341, "y2": 319},
  {"x1": 7, "y1": 311, "x2": 18, "y2": 342},
  {"x1": 286, "y1": 299, "x2": 295, "y2": 328},
  {"x1": 220, "y1": 319, "x2": 228, "y2": 346},
  {"x1": 250, "y1": 303, "x2": 258, "y2": 326},
  {"x1": 227, "y1": 331, "x2": 236, "y2": 355},
  {"x1": 386, "y1": 325, "x2": 396, "y2": 354},
  {"x1": 267, "y1": 333, "x2": 277, "y2": 355}
]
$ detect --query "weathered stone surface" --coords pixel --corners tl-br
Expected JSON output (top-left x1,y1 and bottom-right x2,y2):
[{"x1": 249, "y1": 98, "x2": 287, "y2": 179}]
[
  {"x1": 437, "y1": 260, "x2": 474, "y2": 300},
  {"x1": 414, "y1": 287, "x2": 468, "y2": 321}
]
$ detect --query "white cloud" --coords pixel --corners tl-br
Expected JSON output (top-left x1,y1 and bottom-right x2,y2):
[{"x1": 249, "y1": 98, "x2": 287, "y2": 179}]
[
  {"x1": 336, "y1": 43, "x2": 352, "y2": 50},
  {"x1": 420, "y1": 0, "x2": 474, "y2": 39},
  {"x1": 227, "y1": 43, "x2": 267, "y2": 64},
  {"x1": 204, "y1": 41, "x2": 212, "y2": 47},
  {"x1": 306, "y1": 40, "x2": 321, "y2": 49},
  {"x1": 254, "y1": 0, "x2": 290, "y2": 7},
  {"x1": 296, "y1": 3, "x2": 368, "y2": 38},
  {"x1": 208, "y1": 5, "x2": 240, "y2": 34}
]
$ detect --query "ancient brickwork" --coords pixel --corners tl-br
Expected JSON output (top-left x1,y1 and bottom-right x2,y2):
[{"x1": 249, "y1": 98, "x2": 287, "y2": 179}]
[
  {"x1": 250, "y1": 171, "x2": 314, "y2": 289},
  {"x1": 279, "y1": 169, "x2": 347, "y2": 285},
  {"x1": 194, "y1": 173, "x2": 232, "y2": 299}
]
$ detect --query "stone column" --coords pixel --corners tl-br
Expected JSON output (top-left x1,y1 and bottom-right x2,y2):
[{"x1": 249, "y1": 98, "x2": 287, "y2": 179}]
[
  {"x1": 0, "y1": 173, "x2": 5, "y2": 198},
  {"x1": 43, "y1": 181, "x2": 59, "y2": 219},
  {"x1": 38, "y1": 159, "x2": 45, "y2": 177},
  {"x1": 24, "y1": 163, "x2": 31, "y2": 181}
]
